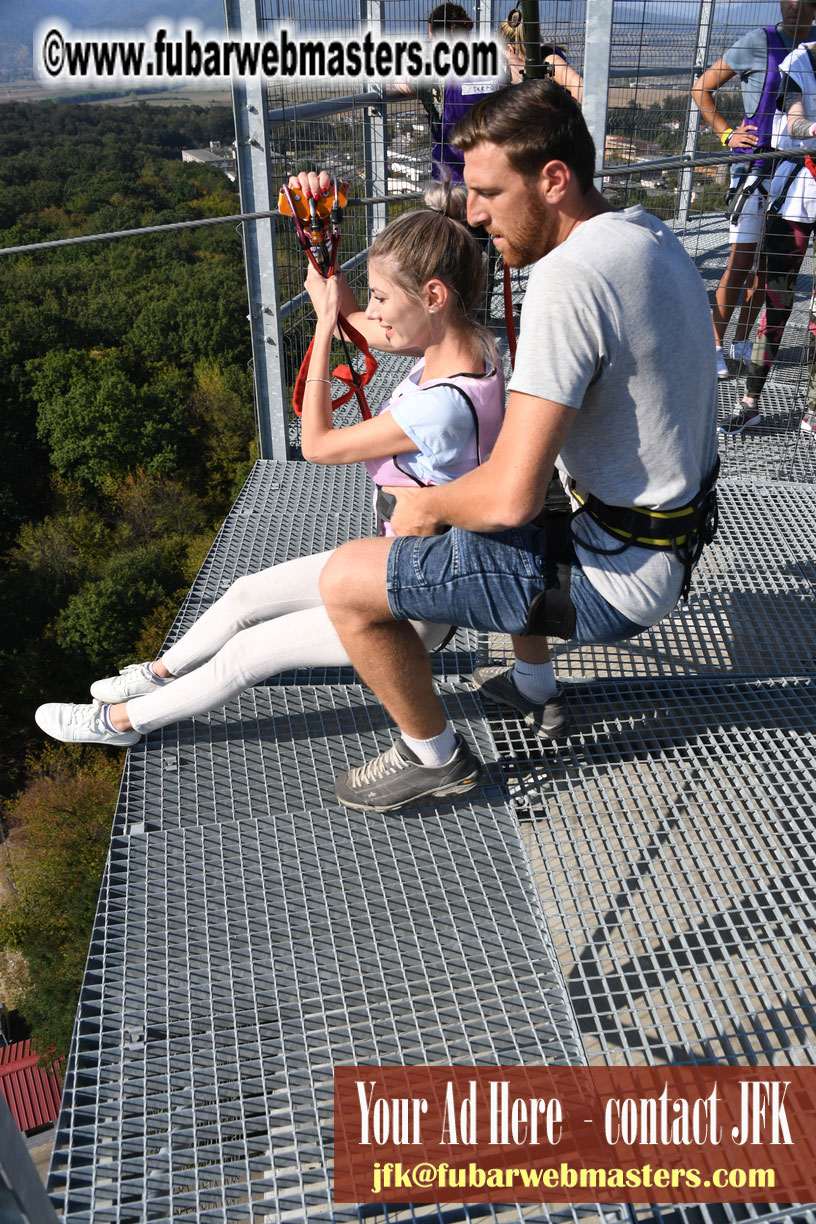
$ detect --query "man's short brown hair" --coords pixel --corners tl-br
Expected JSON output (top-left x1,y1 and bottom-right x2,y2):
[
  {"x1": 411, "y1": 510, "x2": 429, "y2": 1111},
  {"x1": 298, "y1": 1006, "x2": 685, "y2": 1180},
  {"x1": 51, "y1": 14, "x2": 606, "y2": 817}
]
[{"x1": 451, "y1": 77, "x2": 596, "y2": 192}]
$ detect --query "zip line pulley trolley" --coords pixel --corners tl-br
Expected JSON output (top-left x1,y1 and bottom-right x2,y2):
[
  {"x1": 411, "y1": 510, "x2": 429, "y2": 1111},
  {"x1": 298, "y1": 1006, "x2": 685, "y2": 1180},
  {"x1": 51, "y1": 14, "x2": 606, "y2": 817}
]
[{"x1": 278, "y1": 179, "x2": 378, "y2": 421}]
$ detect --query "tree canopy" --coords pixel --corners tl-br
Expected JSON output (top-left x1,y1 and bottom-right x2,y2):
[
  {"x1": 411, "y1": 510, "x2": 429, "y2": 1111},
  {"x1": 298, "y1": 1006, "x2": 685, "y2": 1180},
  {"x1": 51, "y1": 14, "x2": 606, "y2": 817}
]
[{"x1": 0, "y1": 101, "x2": 256, "y2": 1058}]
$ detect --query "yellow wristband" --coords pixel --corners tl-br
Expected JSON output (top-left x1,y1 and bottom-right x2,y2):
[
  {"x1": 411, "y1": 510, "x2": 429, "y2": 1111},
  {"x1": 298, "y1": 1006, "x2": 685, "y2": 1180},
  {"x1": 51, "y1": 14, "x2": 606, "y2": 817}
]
[{"x1": 720, "y1": 128, "x2": 735, "y2": 147}]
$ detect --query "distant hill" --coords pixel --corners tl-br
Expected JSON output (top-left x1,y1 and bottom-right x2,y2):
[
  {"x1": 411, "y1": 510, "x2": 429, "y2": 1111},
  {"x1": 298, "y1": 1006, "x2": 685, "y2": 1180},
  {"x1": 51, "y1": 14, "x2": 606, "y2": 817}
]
[
  {"x1": 3, "y1": 0, "x2": 223, "y2": 42},
  {"x1": 581, "y1": 1, "x2": 778, "y2": 21},
  {"x1": 0, "y1": 0, "x2": 223, "y2": 80},
  {"x1": 0, "y1": 0, "x2": 788, "y2": 82},
  {"x1": 541, "y1": 2, "x2": 779, "y2": 27}
]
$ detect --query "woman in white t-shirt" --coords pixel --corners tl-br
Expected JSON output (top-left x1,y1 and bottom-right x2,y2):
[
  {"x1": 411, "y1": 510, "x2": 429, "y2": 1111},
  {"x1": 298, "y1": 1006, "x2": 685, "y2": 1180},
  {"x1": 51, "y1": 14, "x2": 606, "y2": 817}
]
[{"x1": 35, "y1": 177, "x2": 505, "y2": 747}]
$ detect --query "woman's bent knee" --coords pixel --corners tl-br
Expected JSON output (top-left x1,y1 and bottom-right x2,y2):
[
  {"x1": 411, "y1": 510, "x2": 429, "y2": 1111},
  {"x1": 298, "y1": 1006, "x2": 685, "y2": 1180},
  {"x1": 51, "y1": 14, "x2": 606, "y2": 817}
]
[
  {"x1": 215, "y1": 575, "x2": 259, "y2": 628},
  {"x1": 413, "y1": 620, "x2": 452, "y2": 652}
]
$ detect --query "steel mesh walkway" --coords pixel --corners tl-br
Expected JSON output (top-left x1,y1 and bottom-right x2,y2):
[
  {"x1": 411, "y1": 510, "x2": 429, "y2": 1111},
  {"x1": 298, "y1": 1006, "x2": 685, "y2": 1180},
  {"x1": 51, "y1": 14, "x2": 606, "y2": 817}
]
[{"x1": 53, "y1": 805, "x2": 585, "y2": 1224}]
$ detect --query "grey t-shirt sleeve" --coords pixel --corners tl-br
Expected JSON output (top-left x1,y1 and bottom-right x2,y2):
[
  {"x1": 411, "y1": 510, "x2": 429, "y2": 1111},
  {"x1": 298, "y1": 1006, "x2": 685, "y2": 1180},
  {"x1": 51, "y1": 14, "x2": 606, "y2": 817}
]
[
  {"x1": 723, "y1": 26, "x2": 768, "y2": 76},
  {"x1": 508, "y1": 257, "x2": 614, "y2": 408},
  {"x1": 719, "y1": 28, "x2": 772, "y2": 124}
]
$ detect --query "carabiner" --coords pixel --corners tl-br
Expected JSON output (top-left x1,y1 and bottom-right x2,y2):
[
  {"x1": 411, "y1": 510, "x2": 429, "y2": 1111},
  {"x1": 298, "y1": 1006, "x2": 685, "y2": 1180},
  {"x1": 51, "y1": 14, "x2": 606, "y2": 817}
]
[{"x1": 279, "y1": 178, "x2": 376, "y2": 421}]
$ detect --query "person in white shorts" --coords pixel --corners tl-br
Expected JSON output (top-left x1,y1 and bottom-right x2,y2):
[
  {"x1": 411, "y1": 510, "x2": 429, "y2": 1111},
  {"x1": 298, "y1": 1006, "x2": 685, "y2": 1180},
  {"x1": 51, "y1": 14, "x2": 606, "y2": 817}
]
[
  {"x1": 691, "y1": 2, "x2": 816, "y2": 379},
  {"x1": 724, "y1": 37, "x2": 816, "y2": 435}
]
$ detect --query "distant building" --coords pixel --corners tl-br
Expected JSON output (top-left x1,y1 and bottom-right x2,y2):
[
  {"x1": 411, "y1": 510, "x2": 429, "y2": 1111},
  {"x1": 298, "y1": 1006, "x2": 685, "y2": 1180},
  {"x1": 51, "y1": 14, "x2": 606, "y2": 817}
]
[
  {"x1": 604, "y1": 133, "x2": 663, "y2": 164},
  {"x1": 387, "y1": 177, "x2": 419, "y2": 195},
  {"x1": 181, "y1": 141, "x2": 237, "y2": 181}
]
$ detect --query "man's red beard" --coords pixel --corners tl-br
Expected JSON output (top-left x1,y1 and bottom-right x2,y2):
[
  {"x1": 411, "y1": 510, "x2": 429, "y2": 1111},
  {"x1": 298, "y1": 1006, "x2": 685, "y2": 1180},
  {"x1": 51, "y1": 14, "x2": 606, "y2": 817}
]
[{"x1": 495, "y1": 195, "x2": 557, "y2": 268}]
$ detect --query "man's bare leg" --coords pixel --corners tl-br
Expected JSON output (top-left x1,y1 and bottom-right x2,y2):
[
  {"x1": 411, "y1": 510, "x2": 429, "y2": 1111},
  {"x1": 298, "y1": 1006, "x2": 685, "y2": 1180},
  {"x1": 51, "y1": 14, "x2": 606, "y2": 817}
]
[
  {"x1": 511, "y1": 633, "x2": 550, "y2": 663},
  {"x1": 712, "y1": 242, "x2": 757, "y2": 346},
  {"x1": 320, "y1": 538, "x2": 447, "y2": 738},
  {"x1": 320, "y1": 539, "x2": 485, "y2": 810}
]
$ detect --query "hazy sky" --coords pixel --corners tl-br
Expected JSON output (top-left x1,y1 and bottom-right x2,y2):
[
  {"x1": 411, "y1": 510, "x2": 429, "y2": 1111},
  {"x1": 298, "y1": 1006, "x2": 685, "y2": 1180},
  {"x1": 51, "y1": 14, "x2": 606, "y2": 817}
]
[{"x1": 6, "y1": 0, "x2": 789, "y2": 39}]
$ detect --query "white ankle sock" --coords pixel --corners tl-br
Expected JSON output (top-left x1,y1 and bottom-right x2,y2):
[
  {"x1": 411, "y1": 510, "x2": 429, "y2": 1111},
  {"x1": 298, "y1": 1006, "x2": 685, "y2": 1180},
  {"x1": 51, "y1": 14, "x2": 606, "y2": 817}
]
[
  {"x1": 511, "y1": 659, "x2": 557, "y2": 703},
  {"x1": 402, "y1": 723, "x2": 458, "y2": 767}
]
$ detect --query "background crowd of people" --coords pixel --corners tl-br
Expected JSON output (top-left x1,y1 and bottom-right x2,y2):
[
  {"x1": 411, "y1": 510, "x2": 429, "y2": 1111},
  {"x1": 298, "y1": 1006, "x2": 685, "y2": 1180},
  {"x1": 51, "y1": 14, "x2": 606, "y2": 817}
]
[
  {"x1": 410, "y1": 0, "x2": 816, "y2": 442},
  {"x1": 691, "y1": 0, "x2": 816, "y2": 437}
]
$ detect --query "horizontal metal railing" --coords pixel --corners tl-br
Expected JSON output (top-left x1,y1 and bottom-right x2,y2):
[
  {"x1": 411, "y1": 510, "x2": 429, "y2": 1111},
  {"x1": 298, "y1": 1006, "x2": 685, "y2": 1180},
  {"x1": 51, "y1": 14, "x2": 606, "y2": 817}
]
[{"x1": 601, "y1": 146, "x2": 816, "y2": 180}]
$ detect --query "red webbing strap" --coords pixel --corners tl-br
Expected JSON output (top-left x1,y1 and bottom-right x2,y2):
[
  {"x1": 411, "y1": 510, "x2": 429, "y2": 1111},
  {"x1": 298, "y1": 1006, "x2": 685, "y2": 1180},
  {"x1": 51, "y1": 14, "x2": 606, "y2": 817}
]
[
  {"x1": 502, "y1": 261, "x2": 517, "y2": 368},
  {"x1": 291, "y1": 247, "x2": 377, "y2": 421},
  {"x1": 292, "y1": 310, "x2": 377, "y2": 419},
  {"x1": 806, "y1": 154, "x2": 816, "y2": 182}
]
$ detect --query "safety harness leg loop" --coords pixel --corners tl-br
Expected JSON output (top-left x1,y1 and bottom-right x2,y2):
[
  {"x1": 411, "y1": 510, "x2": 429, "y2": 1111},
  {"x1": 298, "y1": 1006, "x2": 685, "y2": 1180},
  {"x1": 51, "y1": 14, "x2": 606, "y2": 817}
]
[{"x1": 567, "y1": 456, "x2": 720, "y2": 602}]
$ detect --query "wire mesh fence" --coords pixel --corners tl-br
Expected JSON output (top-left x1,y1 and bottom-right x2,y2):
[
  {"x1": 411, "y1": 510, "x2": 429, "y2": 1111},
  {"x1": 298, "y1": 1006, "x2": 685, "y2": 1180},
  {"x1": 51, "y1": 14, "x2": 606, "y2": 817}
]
[{"x1": 253, "y1": 0, "x2": 816, "y2": 467}]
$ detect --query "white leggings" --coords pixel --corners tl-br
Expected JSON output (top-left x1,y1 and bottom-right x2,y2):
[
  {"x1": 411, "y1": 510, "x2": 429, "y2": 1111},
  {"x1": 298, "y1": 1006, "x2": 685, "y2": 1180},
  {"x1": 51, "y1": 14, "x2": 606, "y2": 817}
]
[{"x1": 126, "y1": 550, "x2": 450, "y2": 733}]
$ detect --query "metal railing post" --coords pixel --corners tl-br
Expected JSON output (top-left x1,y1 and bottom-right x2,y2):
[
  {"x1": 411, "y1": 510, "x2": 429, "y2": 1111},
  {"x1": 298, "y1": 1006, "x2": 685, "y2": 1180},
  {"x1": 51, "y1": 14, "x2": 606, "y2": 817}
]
[
  {"x1": 582, "y1": 0, "x2": 614, "y2": 181},
  {"x1": 1, "y1": 1096, "x2": 61, "y2": 1224},
  {"x1": 677, "y1": 0, "x2": 716, "y2": 227},
  {"x1": 361, "y1": 0, "x2": 389, "y2": 243},
  {"x1": 520, "y1": 0, "x2": 543, "y2": 78},
  {"x1": 224, "y1": 0, "x2": 290, "y2": 460},
  {"x1": 474, "y1": 0, "x2": 492, "y2": 38}
]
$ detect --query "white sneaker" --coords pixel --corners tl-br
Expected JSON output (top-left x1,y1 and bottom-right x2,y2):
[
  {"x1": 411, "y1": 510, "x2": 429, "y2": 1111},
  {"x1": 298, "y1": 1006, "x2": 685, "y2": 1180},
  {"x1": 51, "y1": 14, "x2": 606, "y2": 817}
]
[
  {"x1": 716, "y1": 348, "x2": 730, "y2": 379},
  {"x1": 801, "y1": 414, "x2": 815, "y2": 436},
  {"x1": 90, "y1": 661, "x2": 172, "y2": 702},
  {"x1": 35, "y1": 701, "x2": 141, "y2": 746},
  {"x1": 728, "y1": 339, "x2": 754, "y2": 364}
]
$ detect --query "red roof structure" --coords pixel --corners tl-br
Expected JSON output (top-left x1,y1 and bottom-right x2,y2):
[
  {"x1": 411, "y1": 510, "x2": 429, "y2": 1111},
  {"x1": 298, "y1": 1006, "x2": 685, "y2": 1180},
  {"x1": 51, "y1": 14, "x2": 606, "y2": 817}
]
[{"x1": 0, "y1": 1040, "x2": 63, "y2": 1134}]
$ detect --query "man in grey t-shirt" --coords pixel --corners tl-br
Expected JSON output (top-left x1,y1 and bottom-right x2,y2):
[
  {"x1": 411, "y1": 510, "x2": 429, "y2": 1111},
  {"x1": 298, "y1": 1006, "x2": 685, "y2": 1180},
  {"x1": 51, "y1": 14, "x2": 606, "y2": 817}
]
[{"x1": 314, "y1": 79, "x2": 719, "y2": 812}]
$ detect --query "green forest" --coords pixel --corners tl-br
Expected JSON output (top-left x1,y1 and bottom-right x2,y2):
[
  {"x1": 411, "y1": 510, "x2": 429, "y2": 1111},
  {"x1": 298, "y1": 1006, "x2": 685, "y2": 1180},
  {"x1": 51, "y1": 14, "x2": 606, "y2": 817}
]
[{"x1": 0, "y1": 101, "x2": 257, "y2": 1061}]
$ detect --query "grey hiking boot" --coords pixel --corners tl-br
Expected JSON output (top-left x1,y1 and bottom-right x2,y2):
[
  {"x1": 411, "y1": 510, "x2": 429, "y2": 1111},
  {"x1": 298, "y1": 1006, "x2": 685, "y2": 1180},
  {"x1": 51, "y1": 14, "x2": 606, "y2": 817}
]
[
  {"x1": 472, "y1": 665, "x2": 570, "y2": 739},
  {"x1": 90, "y1": 661, "x2": 172, "y2": 702},
  {"x1": 718, "y1": 403, "x2": 761, "y2": 436},
  {"x1": 334, "y1": 736, "x2": 485, "y2": 812}
]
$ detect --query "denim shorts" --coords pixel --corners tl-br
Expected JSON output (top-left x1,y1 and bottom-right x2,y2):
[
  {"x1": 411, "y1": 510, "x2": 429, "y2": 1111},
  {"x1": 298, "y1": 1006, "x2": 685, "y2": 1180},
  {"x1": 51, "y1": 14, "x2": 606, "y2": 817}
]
[{"x1": 385, "y1": 525, "x2": 648, "y2": 644}]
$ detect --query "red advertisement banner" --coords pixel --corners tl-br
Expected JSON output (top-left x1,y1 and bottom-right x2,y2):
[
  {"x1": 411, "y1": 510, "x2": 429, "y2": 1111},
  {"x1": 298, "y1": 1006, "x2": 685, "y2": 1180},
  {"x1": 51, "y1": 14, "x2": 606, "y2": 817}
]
[{"x1": 334, "y1": 1065, "x2": 816, "y2": 1205}]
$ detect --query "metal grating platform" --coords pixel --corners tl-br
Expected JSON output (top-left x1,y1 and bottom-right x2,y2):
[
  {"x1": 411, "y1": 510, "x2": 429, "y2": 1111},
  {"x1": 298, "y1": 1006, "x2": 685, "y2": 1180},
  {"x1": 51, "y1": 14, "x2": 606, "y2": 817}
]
[
  {"x1": 49, "y1": 804, "x2": 590, "y2": 1223},
  {"x1": 479, "y1": 674, "x2": 816, "y2": 1061},
  {"x1": 48, "y1": 454, "x2": 598, "y2": 1223},
  {"x1": 717, "y1": 385, "x2": 816, "y2": 484},
  {"x1": 115, "y1": 683, "x2": 504, "y2": 836}
]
